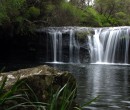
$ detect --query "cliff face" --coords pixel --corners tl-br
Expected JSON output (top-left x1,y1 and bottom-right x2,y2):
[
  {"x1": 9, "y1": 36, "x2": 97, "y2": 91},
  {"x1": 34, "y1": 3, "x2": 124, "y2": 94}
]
[
  {"x1": 33, "y1": 27, "x2": 94, "y2": 63},
  {"x1": 0, "y1": 27, "x2": 92, "y2": 69}
]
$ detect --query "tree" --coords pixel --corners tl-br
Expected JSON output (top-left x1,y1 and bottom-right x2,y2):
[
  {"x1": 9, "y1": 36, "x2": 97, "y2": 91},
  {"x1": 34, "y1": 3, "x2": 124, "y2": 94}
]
[
  {"x1": 94, "y1": 0, "x2": 130, "y2": 26},
  {"x1": 69, "y1": 0, "x2": 86, "y2": 8}
]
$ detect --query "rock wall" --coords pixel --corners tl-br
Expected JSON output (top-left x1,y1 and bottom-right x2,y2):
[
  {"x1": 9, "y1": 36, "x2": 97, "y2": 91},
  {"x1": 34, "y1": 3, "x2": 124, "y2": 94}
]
[
  {"x1": 36, "y1": 27, "x2": 94, "y2": 63},
  {"x1": 0, "y1": 27, "x2": 93, "y2": 71}
]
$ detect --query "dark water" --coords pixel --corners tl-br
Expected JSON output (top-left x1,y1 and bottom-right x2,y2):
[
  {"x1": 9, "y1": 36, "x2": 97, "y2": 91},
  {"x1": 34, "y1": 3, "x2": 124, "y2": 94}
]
[{"x1": 49, "y1": 63, "x2": 130, "y2": 110}]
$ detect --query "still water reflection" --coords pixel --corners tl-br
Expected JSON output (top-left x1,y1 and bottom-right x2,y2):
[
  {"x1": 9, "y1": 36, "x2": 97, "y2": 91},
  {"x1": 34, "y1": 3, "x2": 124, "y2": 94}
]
[{"x1": 49, "y1": 63, "x2": 130, "y2": 110}]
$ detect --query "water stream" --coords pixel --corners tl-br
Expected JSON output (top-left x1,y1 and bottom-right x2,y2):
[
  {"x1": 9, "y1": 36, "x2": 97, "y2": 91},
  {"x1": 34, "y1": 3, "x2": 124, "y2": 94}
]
[
  {"x1": 45, "y1": 26, "x2": 130, "y2": 110},
  {"x1": 88, "y1": 27, "x2": 130, "y2": 63},
  {"x1": 46, "y1": 26, "x2": 130, "y2": 64}
]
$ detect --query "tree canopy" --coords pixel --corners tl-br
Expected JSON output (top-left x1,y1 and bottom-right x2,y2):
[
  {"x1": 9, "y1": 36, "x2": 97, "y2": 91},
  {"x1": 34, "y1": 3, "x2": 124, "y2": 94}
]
[{"x1": 0, "y1": 0, "x2": 130, "y2": 35}]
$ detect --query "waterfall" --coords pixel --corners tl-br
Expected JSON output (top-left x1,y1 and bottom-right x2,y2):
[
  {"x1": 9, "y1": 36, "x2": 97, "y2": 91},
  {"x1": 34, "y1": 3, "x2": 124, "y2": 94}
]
[
  {"x1": 39, "y1": 26, "x2": 130, "y2": 64},
  {"x1": 50, "y1": 31, "x2": 62, "y2": 63},
  {"x1": 89, "y1": 27, "x2": 130, "y2": 64},
  {"x1": 88, "y1": 29, "x2": 103, "y2": 62},
  {"x1": 124, "y1": 29, "x2": 130, "y2": 63},
  {"x1": 69, "y1": 30, "x2": 73, "y2": 62},
  {"x1": 58, "y1": 32, "x2": 62, "y2": 61},
  {"x1": 49, "y1": 28, "x2": 80, "y2": 63},
  {"x1": 53, "y1": 32, "x2": 57, "y2": 62},
  {"x1": 69, "y1": 29, "x2": 80, "y2": 63}
]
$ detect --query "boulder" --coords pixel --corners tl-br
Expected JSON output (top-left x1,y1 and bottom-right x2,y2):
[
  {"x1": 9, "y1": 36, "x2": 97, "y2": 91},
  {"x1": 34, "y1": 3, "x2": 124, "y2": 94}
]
[{"x1": 0, "y1": 65, "x2": 77, "y2": 110}]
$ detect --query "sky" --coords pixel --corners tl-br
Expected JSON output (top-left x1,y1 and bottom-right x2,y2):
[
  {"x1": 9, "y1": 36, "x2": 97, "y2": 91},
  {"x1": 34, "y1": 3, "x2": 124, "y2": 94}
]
[{"x1": 66, "y1": 0, "x2": 94, "y2": 5}]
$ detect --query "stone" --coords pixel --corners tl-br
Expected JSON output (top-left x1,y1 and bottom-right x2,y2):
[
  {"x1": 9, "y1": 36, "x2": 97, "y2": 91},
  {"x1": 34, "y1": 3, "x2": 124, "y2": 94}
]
[{"x1": 0, "y1": 65, "x2": 77, "y2": 110}]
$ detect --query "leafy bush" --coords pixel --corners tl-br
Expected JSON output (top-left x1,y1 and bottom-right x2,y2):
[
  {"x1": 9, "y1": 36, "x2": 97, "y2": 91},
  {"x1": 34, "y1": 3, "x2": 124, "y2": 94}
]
[
  {"x1": 26, "y1": 6, "x2": 40, "y2": 19},
  {"x1": 4, "y1": 0, "x2": 26, "y2": 20},
  {"x1": 46, "y1": 3, "x2": 55, "y2": 13},
  {"x1": 114, "y1": 12, "x2": 130, "y2": 26},
  {"x1": 0, "y1": 4, "x2": 10, "y2": 25},
  {"x1": 82, "y1": 7, "x2": 103, "y2": 26},
  {"x1": 61, "y1": 2, "x2": 85, "y2": 21}
]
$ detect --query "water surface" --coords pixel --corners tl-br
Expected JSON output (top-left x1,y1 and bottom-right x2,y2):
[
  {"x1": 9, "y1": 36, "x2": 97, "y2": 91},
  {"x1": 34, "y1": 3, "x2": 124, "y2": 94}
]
[{"x1": 49, "y1": 63, "x2": 130, "y2": 110}]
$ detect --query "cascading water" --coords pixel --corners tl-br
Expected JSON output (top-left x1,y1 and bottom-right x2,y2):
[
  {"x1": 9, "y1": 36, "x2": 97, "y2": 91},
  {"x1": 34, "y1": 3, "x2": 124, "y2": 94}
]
[
  {"x1": 52, "y1": 32, "x2": 57, "y2": 62},
  {"x1": 88, "y1": 29, "x2": 103, "y2": 62},
  {"x1": 39, "y1": 26, "x2": 130, "y2": 64},
  {"x1": 124, "y1": 28, "x2": 130, "y2": 63},
  {"x1": 69, "y1": 29, "x2": 80, "y2": 63},
  {"x1": 48, "y1": 28, "x2": 81, "y2": 63},
  {"x1": 49, "y1": 31, "x2": 62, "y2": 63},
  {"x1": 69, "y1": 30, "x2": 73, "y2": 62},
  {"x1": 89, "y1": 27, "x2": 130, "y2": 64}
]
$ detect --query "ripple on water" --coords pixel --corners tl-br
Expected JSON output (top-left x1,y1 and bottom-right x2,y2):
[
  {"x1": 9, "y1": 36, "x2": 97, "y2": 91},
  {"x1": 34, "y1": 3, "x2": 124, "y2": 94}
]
[
  {"x1": 121, "y1": 101, "x2": 130, "y2": 104},
  {"x1": 109, "y1": 105, "x2": 121, "y2": 109}
]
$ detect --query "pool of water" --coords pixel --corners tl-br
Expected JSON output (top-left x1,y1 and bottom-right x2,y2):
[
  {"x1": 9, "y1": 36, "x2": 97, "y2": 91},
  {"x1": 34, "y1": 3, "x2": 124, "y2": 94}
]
[{"x1": 48, "y1": 63, "x2": 130, "y2": 110}]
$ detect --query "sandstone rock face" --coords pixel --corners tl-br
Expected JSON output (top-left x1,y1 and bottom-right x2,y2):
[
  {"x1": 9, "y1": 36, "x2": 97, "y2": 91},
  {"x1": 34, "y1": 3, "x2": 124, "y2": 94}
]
[
  {"x1": 0, "y1": 27, "x2": 92, "y2": 65},
  {"x1": 36, "y1": 27, "x2": 94, "y2": 63}
]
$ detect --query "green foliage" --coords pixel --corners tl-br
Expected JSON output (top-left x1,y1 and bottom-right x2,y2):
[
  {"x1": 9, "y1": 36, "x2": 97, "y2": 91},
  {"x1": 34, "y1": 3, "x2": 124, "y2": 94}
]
[
  {"x1": 0, "y1": 0, "x2": 40, "y2": 35},
  {"x1": 114, "y1": 12, "x2": 130, "y2": 25},
  {"x1": 74, "y1": 96, "x2": 99, "y2": 110},
  {"x1": 76, "y1": 31, "x2": 88, "y2": 43},
  {"x1": 115, "y1": 12, "x2": 126, "y2": 19},
  {"x1": 0, "y1": 13, "x2": 10, "y2": 25},
  {"x1": 61, "y1": 2, "x2": 84, "y2": 18},
  {"x1": 99, "y1": 15, "x2": 111, "y2": 26},
  {"x1": 60, "y1": 2, "x2": 85, "y2": 25},
  {"x1": 46, "y1": 3, "x2": 55, "y2": 13},
  {"x1": 0, "y1": 76, "x2": 75, "y2": 110},
  {"x1": 5, "y1": 0, "x2": 26, "y2": 19},
  {"x1": 94, "y1": 0, "x2": 130, "y2": 26},
  {"x1": 0, "y1": 76, "x2": 47, "y2": 110},
  {"x1": 0, "y1": 4, "x2": 10, "y2": 25},
  {"x1": 82, "y1": 7, "x2": 103, "y2": 26},
  {"x1": 0, "y1": 0, "x2": 130, "y2": 34},
  {"x1": 26, "y1": 6, "x2": 40, "y2": 19},
  {"x1": 47, "y1": 80, "x2": 77, "y2": 110},
  {"x1": 15, "y1": 16, "x2": 24, "y2": 24},
  {"x1": 6, "y1": 0, "x2": 26, "y2": 9}
]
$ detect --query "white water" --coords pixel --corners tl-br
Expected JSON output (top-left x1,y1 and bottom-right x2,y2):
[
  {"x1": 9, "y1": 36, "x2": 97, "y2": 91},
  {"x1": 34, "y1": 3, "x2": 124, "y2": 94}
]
[
  {"x1": 89, "y1": 27, "x2": 130, "y2": 64},
  {"x1": 125, "y1": 29, "x2": 130, "y2": 63},
  {"x1": 50, "y1": 31, "x2": 63, "y2": 63},
  {"x1": 88, "y1": 29, "x2": 103, "y2": 62},
  {"x1": 69, "y1": 30, "x2": 73, "y2": 62},
  {"x1": 58, "y1": 32, "x2": 62, "y2": 61},
  {"x1": 49, "y1": 29, "x2": 80, "y2": 63},
  {"x1": 69, "y1": 29, "x2": 80, "y2": 63},
  {"x1": 47, "y1": 27, "x2": 130, "y2": 64},
  {"x1": 53, "y1": 32, "x2": 57, "y2": 62}
]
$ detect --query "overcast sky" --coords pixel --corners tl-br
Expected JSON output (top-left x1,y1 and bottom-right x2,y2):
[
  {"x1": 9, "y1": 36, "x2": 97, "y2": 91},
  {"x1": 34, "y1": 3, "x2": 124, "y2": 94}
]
[{"x1": 66, "y1": 0, "x2": 94, "y2": 5}]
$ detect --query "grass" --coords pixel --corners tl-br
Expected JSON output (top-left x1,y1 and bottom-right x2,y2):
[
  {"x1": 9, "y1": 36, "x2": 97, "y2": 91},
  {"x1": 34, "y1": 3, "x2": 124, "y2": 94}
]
[
  {"x1": 0, "y1": 75, "x2": 97, "y2": 110},
  {"x1": 47, "y1": 80, "x2": 77, "y2": 110},
  {"x1": 0, "y1": 76, "x2": 47, "y2": 110}
]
